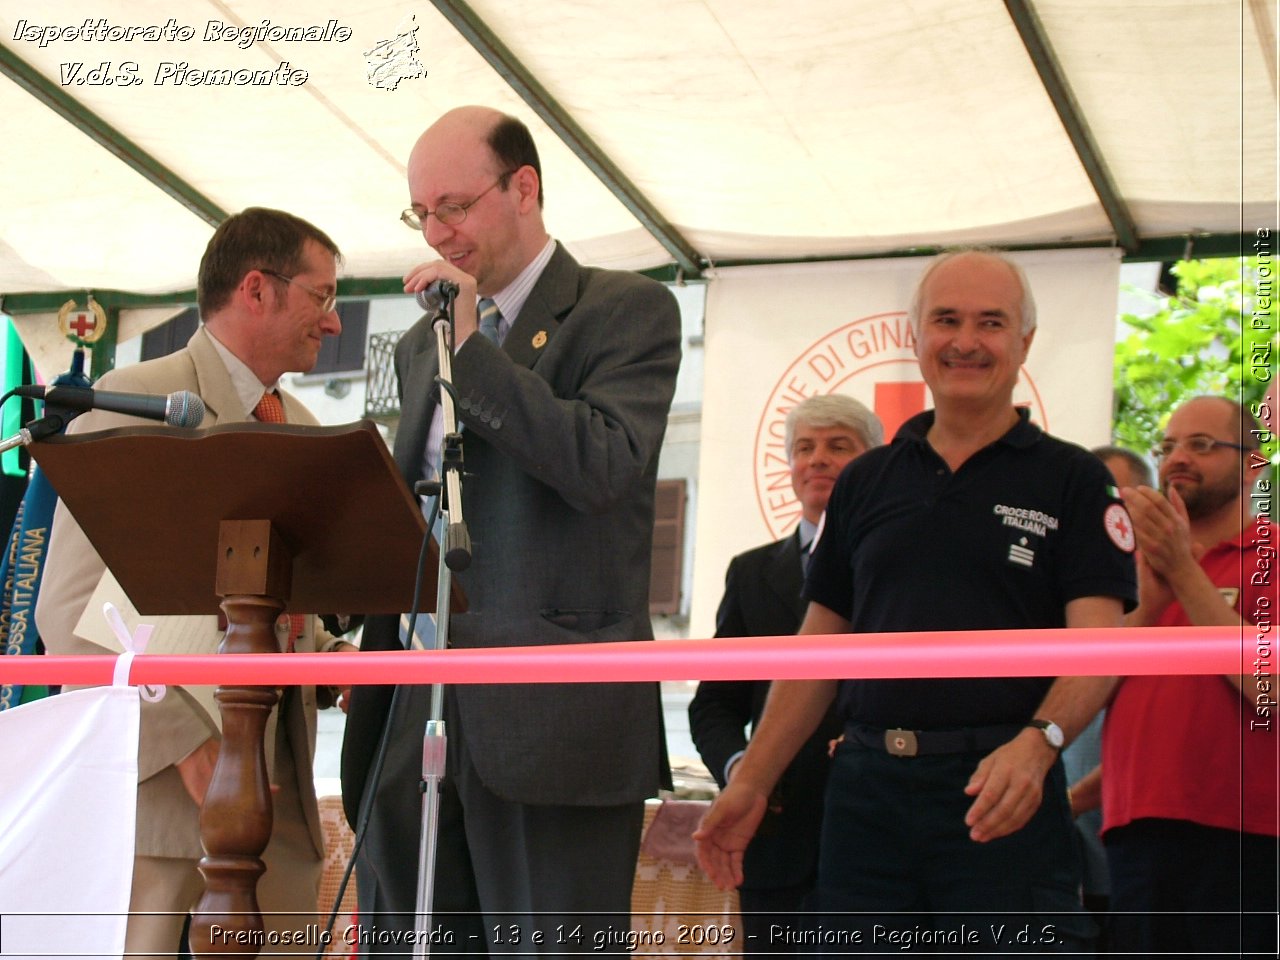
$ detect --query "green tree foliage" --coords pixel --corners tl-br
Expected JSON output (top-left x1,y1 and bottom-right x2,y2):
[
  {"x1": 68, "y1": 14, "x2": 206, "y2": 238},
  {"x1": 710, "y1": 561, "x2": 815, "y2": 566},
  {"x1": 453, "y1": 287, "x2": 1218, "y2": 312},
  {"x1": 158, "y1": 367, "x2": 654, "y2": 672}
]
[{"x1": 1112, "y1": 257, "x2": 1276, "y2": 457}]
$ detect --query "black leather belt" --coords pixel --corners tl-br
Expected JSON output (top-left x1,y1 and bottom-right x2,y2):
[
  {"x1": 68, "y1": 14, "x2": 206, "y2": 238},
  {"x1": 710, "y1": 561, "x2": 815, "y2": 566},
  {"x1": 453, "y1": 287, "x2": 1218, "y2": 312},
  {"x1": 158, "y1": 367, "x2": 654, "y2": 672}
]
[{"x1": 845, "y1": 722, "x2": 1024, "y2": 758}]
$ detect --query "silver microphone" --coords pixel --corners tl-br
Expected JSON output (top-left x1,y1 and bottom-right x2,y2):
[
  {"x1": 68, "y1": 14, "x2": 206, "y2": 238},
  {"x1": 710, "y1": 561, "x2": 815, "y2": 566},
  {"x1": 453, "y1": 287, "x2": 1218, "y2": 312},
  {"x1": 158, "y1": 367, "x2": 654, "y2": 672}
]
[
  {"x1": 415, "y1": 280, "x2": 460, "y2": 315},
  {"x1": 14, "y1": 385, "x2": 206, "y2": 428}
]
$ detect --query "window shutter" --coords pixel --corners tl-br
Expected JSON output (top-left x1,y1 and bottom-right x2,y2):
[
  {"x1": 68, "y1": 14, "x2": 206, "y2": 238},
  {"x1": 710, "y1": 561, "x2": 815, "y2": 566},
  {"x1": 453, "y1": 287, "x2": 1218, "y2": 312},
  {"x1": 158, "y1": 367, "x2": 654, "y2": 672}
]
[{"x1": 649, "y1": 478, "x2": 686, "y2": 615}]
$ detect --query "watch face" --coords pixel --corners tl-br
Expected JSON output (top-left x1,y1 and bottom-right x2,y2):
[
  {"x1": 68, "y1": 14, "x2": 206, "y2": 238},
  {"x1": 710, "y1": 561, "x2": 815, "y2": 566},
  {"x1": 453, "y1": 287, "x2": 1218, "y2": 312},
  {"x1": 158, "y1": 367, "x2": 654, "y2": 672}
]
[{"x1": 1032, "y1": 719, "x2": 1064, "y2": 749}]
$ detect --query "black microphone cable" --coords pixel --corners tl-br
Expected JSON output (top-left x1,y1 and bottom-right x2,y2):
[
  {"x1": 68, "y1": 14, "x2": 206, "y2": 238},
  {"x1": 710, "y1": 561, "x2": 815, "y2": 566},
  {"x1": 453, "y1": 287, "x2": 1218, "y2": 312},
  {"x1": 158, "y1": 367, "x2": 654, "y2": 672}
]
[{"x1": 317, "y1": 492, "x2": 442, "y2": 956}]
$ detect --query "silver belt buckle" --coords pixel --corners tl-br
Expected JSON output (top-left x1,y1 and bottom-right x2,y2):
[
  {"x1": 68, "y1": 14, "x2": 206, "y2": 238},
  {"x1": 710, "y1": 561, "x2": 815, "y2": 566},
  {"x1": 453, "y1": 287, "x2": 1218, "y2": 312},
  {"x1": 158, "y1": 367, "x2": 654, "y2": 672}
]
[{"x1": 884, "y1": 728, "x2": 918, "y2": 757}]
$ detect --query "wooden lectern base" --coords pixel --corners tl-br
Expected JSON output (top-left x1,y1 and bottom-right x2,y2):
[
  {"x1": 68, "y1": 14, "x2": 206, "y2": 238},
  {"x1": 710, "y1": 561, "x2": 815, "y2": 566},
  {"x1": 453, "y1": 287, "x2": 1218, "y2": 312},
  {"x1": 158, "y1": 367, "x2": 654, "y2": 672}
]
[
  {"x1": 30, "y1": 420, "x2": 461, "y2": 958},
  {"x1": 190, "y1": 522, "x2": 289, "y2": 957}
]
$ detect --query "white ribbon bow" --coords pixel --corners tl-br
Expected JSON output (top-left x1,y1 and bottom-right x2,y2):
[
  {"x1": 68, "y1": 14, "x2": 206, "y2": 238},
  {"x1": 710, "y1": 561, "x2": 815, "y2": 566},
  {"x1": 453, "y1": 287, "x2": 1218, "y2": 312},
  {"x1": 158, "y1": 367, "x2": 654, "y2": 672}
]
[{"x1": 105, "y1": 602, "x2": 165, "y2": 702}]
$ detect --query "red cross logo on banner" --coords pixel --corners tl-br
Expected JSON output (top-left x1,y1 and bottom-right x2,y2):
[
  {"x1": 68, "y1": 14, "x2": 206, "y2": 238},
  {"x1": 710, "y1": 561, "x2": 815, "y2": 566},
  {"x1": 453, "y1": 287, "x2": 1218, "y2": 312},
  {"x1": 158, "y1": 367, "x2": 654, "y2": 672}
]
[{"x1": 873, "y1": 381, "x2": 927, "y2": 439}]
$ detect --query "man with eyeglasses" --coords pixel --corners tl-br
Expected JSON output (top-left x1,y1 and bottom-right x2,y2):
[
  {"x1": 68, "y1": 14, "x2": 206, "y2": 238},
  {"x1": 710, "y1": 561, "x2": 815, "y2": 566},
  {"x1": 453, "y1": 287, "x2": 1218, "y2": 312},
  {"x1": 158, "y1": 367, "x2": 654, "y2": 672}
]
[
  {"x1": 1099, "y1": 395, "x2": 1276, "y2": 955},
  {"x1": 341, "y1": 106, "x2": 681, "y2": 954},
  {"x1": 36, "y1": 206, "x2": 352, "y2": 954}
]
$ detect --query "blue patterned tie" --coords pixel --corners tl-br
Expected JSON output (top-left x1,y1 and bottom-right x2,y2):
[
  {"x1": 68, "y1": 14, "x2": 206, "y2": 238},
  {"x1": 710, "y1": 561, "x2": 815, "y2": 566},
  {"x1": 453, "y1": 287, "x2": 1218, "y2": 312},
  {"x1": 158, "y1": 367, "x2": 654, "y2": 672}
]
[{"x1": 477, "y1": 298, "x2": 502, "y2": 345}]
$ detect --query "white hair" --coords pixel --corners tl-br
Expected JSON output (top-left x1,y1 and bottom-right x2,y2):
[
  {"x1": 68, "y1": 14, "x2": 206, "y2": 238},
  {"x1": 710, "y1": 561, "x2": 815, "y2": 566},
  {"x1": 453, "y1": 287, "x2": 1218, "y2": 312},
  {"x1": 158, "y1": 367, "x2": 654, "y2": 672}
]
[
  {"x1": 785, "y1": 394, "x2": 884, "y2": 457},
  {"x1": 906, "y1": 248, "x2": 1037, "y2": 336}
]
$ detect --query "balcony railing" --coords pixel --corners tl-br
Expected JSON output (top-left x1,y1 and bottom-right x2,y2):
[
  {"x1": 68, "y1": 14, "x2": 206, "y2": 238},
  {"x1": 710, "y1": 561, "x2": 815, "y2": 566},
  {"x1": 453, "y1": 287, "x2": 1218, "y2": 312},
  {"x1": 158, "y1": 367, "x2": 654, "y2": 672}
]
[{"x1": 363, "y1": 329, "x2": 404, "y2": 421}]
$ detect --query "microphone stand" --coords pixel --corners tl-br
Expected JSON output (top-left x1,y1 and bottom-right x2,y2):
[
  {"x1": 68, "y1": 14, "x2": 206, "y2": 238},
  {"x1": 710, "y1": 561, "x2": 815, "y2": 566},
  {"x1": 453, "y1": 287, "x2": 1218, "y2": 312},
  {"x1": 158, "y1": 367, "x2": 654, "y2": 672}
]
[
  {"x1": 0, "y1": 414, "x2": 72, "y2": 455},
  {"x1": 414, "y1": 285, "x2": 472, "y2": 957},
  {"x1": 2, "y1": 348, "x2": 93, "y2": 445}
]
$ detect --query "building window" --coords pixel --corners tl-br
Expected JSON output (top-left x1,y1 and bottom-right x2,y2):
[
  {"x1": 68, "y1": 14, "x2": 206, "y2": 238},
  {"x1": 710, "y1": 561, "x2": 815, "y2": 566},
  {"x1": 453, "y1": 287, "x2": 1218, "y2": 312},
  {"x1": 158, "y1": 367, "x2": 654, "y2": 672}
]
[
  {"x1": 140, "y1": 308, "x2": 198, "y2": 361},
  {"x1": 140, "y1": 302, "x2": 369, "y2": 375},
  {"x1": 649, "y1": 478, "x2": 686, "y2": 615},
  {"x1": 312, "y1": 302, "x2": 369, "y2": 375}
]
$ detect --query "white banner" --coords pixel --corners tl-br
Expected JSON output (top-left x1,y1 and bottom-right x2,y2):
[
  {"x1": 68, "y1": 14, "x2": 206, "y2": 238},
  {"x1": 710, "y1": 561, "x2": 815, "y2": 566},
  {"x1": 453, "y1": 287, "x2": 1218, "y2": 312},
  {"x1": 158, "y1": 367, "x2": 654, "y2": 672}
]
[
  {"x1": 690, "y1": 249, "x2": 1122, "y2": 639},
  {"x1": 0, "y1": 686, "x2": 137, "y2": 958}
]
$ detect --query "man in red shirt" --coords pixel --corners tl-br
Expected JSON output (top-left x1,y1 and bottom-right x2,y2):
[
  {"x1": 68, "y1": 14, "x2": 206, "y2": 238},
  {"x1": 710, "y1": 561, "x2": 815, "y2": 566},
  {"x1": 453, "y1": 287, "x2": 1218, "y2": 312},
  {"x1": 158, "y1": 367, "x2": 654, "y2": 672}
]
[{"x1": 1103, "y1": 395, "x2": 1277, "y2": 954}]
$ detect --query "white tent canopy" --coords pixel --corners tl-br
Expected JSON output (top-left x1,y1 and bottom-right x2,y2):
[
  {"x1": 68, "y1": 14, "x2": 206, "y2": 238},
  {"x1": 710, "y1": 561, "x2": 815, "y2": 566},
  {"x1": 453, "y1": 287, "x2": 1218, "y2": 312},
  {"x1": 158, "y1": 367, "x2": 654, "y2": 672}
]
[{"x1": 1, "y1": 0, "x2": 1275, "y2": 304}]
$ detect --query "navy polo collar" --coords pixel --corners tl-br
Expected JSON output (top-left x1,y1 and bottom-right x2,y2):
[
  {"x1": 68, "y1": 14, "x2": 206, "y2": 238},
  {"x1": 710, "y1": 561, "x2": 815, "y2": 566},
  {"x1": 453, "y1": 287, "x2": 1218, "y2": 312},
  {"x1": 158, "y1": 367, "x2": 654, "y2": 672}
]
[{"x1": 894, "y1": 406, "x2": 1042, "y2": 450}]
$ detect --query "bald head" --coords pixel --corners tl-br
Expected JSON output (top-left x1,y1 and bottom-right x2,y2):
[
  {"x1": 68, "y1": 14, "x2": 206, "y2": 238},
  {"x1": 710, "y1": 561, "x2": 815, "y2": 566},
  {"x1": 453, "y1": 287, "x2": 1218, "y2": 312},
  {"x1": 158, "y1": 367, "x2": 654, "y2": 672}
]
[
  {"x1": 411, "y1": 107, "x2": 544, "y2": 207},
  {"x1": 1092, "y1": 445, "x2": 1153, "y2": 489},
  {"x1": 413, "y1": 106, "x2": 499, "y2": 159},
  {"x1": 1172, "y1": 396, "x2": 1259, "y2": 451},
  {"x1": 406, "y1": 106, "x2": 548, "y2": 295},
  {"x1": 1158, "y1": 394, "x2": 1261, "y2": 522},
  {"x1": 409, "y1": 107, "x2": 500, "y2": 191},
  {"x1": 908, "y1": 249, "x2": 1037, "y2": 336}
]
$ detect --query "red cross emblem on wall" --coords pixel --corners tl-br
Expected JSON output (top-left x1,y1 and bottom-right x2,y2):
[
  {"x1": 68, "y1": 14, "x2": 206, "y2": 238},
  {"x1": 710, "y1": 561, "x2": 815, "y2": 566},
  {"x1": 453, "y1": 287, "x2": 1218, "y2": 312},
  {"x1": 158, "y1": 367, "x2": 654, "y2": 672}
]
[
  {"x1": 57, "y1": 298, "x2": 108, "y2": 344},
  {"x1": 67, "y1": 311, "x2": 96, "y2": 339}
]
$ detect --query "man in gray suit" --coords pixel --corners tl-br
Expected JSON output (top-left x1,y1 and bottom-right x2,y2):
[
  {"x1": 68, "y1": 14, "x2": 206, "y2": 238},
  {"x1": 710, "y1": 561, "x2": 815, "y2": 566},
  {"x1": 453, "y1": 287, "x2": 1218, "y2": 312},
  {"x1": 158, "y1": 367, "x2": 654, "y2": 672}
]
[{"x1": 341, "y1": 106, "x2": 681, "y2": 953}]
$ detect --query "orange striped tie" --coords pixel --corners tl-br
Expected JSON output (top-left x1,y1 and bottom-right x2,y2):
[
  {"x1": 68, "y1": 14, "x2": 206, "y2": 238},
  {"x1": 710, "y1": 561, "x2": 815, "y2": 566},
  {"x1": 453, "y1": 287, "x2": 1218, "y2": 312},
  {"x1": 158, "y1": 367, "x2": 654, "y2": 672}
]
[{"x1": 253, "y1": 391, "x2": 305, "y2": 651}]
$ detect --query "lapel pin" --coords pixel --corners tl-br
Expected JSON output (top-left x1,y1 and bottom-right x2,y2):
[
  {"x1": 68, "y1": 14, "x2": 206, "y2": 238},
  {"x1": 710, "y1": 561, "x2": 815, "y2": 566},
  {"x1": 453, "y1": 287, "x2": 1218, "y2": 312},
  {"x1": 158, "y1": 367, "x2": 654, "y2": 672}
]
[{"x1": 531, "y1": 330, "x2": 548, "y2": 349}]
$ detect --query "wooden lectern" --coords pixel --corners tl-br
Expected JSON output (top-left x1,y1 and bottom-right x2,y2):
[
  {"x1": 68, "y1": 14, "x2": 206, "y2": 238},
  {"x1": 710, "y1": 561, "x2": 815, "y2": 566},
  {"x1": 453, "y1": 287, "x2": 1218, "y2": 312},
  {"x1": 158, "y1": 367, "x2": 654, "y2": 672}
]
[{"x1": 32, "y1": 420, "x2": 463, "y2": 957}]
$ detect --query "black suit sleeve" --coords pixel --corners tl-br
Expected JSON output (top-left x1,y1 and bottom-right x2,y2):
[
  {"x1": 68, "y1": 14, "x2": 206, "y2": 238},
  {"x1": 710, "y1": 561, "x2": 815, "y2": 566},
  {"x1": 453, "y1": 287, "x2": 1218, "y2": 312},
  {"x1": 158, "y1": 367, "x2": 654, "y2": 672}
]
[{"x1": 689, "y1": 554, "x2": 757, "y2": 788}]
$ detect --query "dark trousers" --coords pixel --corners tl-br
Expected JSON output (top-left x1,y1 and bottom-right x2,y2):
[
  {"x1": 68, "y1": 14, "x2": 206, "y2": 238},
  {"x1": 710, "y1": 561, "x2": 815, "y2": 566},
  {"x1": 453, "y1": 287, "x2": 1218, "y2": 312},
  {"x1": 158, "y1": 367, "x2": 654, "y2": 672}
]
[
  {"x1": 807, "y1": 742, "x2": 1095, "y2": 954},
  {"x1": 354, "y1": 687, "x2": 644, "y2": 956},
  {"x1": 1106, "y1": 817, "x2": 1278, "y2": 955},
  {"x1": 740, "y1": 883, "x2": 818, "y2": 954}
]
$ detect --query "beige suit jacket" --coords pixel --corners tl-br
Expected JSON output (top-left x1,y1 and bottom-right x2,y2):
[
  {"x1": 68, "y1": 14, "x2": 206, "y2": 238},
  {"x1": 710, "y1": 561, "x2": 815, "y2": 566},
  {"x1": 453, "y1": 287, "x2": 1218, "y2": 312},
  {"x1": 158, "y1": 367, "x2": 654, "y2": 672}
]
[{"x1": 35, "y1": 326, "x2": 325, "y2": 860}]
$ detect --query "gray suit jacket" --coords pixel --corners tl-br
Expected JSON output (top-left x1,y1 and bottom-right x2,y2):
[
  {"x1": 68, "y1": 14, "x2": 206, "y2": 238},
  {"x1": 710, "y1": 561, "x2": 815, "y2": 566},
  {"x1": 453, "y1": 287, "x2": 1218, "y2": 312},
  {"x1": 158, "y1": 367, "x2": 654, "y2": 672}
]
[
  {"x1": 343, "y1": 243, "x2": 680, "y2": 810},
  {"x1": 35, "y1": 326, "x2": 325, "y2": 860}
]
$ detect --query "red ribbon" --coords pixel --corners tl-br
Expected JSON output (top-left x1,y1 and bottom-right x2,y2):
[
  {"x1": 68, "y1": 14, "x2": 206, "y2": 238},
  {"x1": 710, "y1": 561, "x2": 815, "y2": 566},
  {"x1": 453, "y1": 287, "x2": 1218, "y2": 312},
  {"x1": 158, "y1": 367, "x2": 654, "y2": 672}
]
[{"x1": 0, "y1": 626, "x2": 1245, "y2": 687}]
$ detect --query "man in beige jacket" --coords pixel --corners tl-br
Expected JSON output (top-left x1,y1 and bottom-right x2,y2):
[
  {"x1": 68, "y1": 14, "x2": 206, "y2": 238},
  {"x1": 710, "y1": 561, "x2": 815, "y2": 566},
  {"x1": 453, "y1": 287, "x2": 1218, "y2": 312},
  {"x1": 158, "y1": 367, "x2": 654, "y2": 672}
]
[{"x1": 36, "y1": 207, "x2": 352, "y2": 955}]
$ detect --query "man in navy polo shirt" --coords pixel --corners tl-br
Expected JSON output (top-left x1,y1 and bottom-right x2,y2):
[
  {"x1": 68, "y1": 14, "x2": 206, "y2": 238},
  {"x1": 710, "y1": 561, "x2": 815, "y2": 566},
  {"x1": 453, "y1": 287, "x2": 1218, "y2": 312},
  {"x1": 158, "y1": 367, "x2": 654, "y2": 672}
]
[{"x1": 696, "y1": 250, "x2": 1136, "y2": 952}]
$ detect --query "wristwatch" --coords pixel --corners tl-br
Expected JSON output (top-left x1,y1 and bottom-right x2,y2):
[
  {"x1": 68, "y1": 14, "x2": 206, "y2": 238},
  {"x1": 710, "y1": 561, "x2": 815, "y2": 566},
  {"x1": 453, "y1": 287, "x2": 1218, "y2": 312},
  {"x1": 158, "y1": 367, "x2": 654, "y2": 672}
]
[{"x1": 1026, "y1": 718, "x2": 1065, "y2": 750}]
